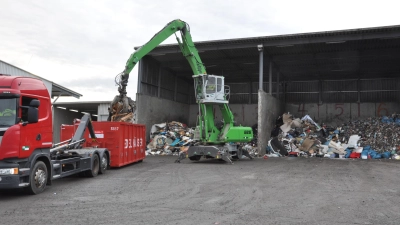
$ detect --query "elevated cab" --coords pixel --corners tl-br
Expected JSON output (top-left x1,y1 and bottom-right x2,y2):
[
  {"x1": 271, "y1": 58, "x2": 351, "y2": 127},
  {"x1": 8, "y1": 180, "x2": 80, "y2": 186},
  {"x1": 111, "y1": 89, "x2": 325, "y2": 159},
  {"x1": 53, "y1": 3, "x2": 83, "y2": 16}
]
[{"x1": 193, "y1": 74, "x2": 229, "y2": 104}]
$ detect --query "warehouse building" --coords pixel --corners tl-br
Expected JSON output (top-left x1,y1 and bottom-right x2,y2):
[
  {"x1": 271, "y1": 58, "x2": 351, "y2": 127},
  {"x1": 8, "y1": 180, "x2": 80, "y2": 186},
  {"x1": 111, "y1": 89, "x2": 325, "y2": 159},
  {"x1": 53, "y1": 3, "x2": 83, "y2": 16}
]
[
  {"x1": 2, "y1": 25, "x2": 400, "y2": 153},
  {"x1": 0, "y1": 60, "x2": 115, "y2": 142},
  {"x1": 0, "y1": 60, "x2": 85, "y2": 142},
  {"x1": 0, "y1": 60, "x2": 82, "y2": 100},
  {"x1": 134, "y1": 25, "x2": 400, "y2": 154}
]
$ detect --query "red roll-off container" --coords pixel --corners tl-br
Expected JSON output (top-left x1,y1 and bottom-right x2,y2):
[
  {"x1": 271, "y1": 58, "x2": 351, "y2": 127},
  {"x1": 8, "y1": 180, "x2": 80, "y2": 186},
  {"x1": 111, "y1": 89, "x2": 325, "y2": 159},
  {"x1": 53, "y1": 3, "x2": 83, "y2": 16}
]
[{"x1": 60, "y1": 122, "x2": 146, "y2": 167}]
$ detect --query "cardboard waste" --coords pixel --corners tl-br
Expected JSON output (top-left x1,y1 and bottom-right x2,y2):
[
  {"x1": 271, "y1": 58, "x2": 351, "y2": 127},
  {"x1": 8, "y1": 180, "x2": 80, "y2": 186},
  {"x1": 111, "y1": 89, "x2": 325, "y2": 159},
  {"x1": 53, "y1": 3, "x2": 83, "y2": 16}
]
[
  {"x1": 145, "y1": 113, "x2": 400, "y2": 161},
  {"x1": 146, "y1": 121, "x2": 194, "y2": 156}
]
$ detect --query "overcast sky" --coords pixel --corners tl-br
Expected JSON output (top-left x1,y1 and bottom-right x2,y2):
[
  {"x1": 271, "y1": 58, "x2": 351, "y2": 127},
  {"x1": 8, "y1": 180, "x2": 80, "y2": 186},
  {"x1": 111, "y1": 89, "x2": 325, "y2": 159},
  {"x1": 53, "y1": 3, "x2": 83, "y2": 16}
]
[{"x1": 2, "y1": 0, "x2": 399, "y2": 102}]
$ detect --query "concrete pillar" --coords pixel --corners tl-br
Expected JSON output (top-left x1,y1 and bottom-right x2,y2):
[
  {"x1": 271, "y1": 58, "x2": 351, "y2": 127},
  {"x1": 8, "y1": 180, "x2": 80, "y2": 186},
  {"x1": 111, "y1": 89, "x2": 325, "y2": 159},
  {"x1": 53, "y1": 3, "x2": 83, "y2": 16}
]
[
  {"x1": 257, "y1": 90, "x2": 284, "y2": 156},
  {"x1": 137, "y1": 59, "x2": 143, "y2": 94},
  {"x1": 257, "y1": 90, "x2": 267, "y2": 156},
  {"x1": 269, "y1": 60, "x2": 272, "y2": 95},
  {"x1": 258, "y1": 44, "x2": 264, "y2": 91}
]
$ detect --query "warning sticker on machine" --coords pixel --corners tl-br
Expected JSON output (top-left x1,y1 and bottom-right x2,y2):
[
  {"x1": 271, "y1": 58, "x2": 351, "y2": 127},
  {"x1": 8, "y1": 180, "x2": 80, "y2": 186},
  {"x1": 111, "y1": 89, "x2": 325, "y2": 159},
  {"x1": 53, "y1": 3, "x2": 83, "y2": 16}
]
[{"x1": 89, "y1": 131, "x2": 104, "y2": 139}]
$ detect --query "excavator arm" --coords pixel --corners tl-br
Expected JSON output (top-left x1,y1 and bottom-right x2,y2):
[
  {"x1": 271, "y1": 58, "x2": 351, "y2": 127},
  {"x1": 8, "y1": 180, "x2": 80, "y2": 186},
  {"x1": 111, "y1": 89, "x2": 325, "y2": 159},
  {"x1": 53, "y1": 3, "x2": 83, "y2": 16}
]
[
  {"x1": 111, "y1": 19, "x2": 253, "y2": 163},
  {"x1": 109, "y1": 19, "x2": 206, "y2": 122}
]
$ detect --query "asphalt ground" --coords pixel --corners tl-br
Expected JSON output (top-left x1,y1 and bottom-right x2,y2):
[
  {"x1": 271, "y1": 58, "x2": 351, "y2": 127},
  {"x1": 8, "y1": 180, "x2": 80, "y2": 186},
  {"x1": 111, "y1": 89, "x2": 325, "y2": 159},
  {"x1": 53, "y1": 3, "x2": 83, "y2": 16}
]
[{"x1": 1, "y1": 156, "x2": 400, "y2": 225}]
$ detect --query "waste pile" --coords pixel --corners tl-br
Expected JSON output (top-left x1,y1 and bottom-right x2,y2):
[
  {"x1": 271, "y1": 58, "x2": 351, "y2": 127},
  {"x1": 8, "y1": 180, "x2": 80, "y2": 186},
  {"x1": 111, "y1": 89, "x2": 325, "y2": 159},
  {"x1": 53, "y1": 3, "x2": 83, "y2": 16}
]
[
  {"x1": 146, "y1": 121, "x2": 194, "y2": 156},
  {"x1": 146, "y1": 121, "x2": 260, "y2": 158},
  {"x1": 238, "y1": 124, "x2": 259, "y2": 158},
  {"x1": 145, "y1": 114, "x2": 400, "y2": 160},
  {"x1": 266, "y1": 112, "x2": 400, "y2": 160},
  {"x1": 340, "y1": 115, "x2": 400, "y2": 152}
]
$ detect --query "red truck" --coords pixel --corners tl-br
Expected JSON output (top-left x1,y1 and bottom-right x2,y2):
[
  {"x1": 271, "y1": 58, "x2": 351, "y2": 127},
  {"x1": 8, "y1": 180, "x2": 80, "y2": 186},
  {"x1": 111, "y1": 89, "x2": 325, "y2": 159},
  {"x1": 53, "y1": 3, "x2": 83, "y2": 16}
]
[{"x1": 0, "y1": 74, "x2": 112, "y2": 194}]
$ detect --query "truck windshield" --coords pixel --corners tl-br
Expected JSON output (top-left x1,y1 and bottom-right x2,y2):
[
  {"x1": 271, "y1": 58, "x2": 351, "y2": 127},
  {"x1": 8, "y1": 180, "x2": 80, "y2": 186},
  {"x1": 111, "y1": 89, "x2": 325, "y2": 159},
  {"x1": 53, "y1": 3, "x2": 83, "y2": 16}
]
[{"x1": 0, "y1": 98, "x2": 18, "y2": 127}]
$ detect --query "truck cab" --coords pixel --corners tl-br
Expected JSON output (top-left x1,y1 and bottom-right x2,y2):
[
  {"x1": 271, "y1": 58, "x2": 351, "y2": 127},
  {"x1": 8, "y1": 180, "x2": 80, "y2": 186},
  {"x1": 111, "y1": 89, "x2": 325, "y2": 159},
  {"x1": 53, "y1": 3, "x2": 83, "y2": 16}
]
[
  {"x1": 0, "y1": 75, "x2": 53, "y2": 157},
  {"x1": 0, "y1": 74, "x2": 109, "y2": 194},
  {"x1": 0, "y1": 75, "x2": 53, "y2": 190}
]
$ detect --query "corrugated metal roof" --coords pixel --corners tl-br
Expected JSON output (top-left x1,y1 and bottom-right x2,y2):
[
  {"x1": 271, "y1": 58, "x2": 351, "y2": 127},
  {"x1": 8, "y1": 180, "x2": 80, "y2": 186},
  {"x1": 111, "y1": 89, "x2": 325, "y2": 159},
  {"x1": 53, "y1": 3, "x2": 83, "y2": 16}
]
[
  {"x1": 141, "y1": 24, "x2": 400, "y2": 52},
  {"x1": 137, "y1": 24, "x2": 400, "y2": 103},
  {"x1": 0, "y1": 60, "x2": 82, "y2": 99},
  {"x1": 0, "y1": 60, "x2": 33, "y2": 77},
  {"x1": 137, "y1": 24, "x2": 400, "y2": 83}
]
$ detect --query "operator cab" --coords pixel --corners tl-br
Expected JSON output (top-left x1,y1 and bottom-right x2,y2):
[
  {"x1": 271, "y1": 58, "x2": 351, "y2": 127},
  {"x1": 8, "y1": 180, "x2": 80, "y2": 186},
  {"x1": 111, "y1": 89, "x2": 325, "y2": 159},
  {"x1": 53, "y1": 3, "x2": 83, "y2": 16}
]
[{"x1": 193, "y1": 74, "x2": 229, "y2": 104}]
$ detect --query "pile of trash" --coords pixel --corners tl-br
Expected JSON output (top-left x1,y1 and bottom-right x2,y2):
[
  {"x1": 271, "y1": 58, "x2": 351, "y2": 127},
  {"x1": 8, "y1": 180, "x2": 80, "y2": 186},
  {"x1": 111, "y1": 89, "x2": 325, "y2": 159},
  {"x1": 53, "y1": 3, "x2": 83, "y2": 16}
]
[
  {"x1": 146, "y1": 121, "x2": 194, "y2": 156},
  {"x1": 267, "y1": 113, "x2": 400, "y2": 160},
  {"x1": 340, "y1": 115, "x2": 400, "y2": 152},
  {"x1": 145, "y1": 113, "x2": 400, "y2": 160},
  {"x1": 241, "y1": 143, "x2": 259, "y2": 158}
]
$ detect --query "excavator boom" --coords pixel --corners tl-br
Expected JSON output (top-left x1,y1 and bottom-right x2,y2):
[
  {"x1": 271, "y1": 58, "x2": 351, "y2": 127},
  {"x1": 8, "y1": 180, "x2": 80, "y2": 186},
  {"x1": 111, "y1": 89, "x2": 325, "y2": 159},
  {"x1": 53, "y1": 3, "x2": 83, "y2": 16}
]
[
  {"x1": 109, "y1": 19, "x2": 206, "y2": 122},
  {"x1": 110, "y1": 19, "x2": 253, "y2": 163}
]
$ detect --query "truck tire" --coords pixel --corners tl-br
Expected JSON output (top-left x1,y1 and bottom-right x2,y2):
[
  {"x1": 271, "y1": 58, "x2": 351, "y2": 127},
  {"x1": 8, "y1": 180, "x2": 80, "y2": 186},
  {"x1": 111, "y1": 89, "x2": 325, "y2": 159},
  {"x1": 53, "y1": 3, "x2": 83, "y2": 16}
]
[
  {"x1": 26, "y1": 161, "x2": 48, "y2": 195},
  {"x1": 85, "y1": 154, "x2": 99, "y2": 177},
  {"x1": 99, "y1": 153, "x2": 108, "y2": 174}
]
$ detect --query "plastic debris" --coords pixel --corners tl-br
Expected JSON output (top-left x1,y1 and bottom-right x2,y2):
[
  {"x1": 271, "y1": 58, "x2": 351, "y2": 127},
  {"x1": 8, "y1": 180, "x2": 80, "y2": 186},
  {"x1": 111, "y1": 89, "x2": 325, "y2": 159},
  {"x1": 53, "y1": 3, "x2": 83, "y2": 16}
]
[
  {"x1": 147, "y1": 121, "x2": 193, "y2": 156},
  {"x1": 265, "y1": 112, "x2": 400, "y2": 160}
]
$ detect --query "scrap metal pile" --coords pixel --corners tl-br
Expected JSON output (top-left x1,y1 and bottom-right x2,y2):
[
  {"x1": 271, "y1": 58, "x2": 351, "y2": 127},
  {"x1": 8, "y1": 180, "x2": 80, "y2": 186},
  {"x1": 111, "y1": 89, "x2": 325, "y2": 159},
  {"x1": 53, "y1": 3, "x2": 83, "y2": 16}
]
[
  {"x1": 145, "y1": 113, "x2": 400, "y2": 160},
  {"x1": 108, "y1": 95, "x2": 136, "y2": 123},
  {"x1": 146, "y1": 121, "x2": 194, "y2": 156},
  {"x1": 266, "y1": 113, "x2": 400, "y2": 160}
]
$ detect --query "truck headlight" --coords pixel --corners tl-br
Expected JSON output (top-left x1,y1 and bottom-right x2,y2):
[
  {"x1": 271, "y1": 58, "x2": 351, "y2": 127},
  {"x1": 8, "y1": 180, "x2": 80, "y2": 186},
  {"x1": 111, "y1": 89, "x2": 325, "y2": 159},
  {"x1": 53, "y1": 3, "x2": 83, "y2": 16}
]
[{"x1": 0, "y1": 168, "x2": 19, "y2": 175}]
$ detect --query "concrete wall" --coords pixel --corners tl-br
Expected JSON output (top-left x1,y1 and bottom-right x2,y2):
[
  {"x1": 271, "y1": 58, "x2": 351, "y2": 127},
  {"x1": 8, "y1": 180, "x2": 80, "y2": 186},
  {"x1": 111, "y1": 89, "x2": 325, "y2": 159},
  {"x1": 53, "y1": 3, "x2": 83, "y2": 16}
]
[
  {"x1": 136, "y1": 93, "x2": 191, "y2": 139},
  {"x1": 188, "y1": 104, "x2": 198, "y2": 127},
  {"x1": 285, "y1": 102, "x2": 400, "y2": 127},
  {"x1": 135, "y1": 91, "x2": 398, "y2": 152},
  {"x1": 188, "y1": 104, "x2": 258, "y2": 128},
  {"x1": 258, "y1": 91, "x2": 284, "y2": 155}
]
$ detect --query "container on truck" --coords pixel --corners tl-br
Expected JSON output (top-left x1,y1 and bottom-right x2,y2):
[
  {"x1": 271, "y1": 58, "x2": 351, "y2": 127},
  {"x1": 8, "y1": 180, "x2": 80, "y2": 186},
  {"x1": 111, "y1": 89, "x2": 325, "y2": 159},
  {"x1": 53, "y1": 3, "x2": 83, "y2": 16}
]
[{"x1": 60, "y1": 121, "x2": 146, "y2": 167}]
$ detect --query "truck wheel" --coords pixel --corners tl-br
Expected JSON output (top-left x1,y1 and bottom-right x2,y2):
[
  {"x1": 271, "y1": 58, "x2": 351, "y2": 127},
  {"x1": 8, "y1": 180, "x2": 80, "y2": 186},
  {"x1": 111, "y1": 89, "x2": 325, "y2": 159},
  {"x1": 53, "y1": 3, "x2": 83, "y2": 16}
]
[
  {"x1": 86, "y1": 154, "x2": 100, "y2": 177},
  {"x1": 26, "y1": 161, "x2": 48, "y2": 195},
  {"x1": 99, "y1": 153, "x2": 108, "y2": 174}
]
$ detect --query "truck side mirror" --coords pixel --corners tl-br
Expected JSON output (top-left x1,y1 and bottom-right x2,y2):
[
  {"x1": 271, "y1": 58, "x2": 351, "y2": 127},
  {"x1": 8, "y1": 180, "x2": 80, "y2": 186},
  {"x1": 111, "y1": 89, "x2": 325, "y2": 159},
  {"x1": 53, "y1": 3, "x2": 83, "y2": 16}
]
[
  {"x1": 30, "y1": 99, "x2": 40, "y2": 108},
  {"x1": 27, "y1": 107, "x2": 39, "y2": 123}
]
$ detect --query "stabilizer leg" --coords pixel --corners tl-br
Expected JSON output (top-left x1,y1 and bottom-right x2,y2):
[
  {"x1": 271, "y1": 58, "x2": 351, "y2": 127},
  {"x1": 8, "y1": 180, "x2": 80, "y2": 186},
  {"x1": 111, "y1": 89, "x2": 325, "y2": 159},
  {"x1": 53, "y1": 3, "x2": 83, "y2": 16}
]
[
  {"x1": 221, "y1": 153, "x2": 234, "y2": 164},
  {"x1": 175, "y1": 152, "x2": 186, "y2": 163},
  {"x1": 242, "y1": 149, "x2": 253, "y2": 160}
]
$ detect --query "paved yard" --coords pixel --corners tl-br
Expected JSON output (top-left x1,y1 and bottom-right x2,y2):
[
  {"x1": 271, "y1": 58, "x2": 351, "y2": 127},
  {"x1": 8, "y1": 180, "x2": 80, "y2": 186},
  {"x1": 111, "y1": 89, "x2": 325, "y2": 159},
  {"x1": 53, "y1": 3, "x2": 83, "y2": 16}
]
[{"x1": 1, "y1": 156, "x2": 399, "y2": 225}]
